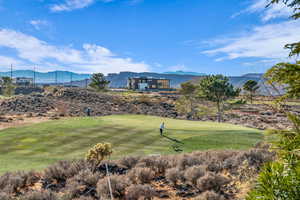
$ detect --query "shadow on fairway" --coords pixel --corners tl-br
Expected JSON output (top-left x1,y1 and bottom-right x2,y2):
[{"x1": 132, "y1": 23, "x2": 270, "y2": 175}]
[
  {"x1": 162, "y1": 135, "x2": 184, "y2": 152},
  {"x1": 162, "y1": 135, "x2": 184, "y2": 144}
]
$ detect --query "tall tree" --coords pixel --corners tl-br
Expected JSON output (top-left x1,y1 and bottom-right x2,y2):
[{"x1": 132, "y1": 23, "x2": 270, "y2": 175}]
[
  {"x1": 264, "y1": 0, "x2": 300, "y2": 100},
  {"x1": 197, "y1": 75, "x2": 240, "y2": 122},
  {"x1": 247, "y1": 1, "x2": 300, "y2": 199},
  {"x1": 243, "y1": 80, "x2": 260, "y2": 104},
  {"x1": 179, "y1": 82, "x2": 198, "y2": 118},
  {"x1": 1, "y1": 77, "x2": 15, "y2": 97},
  {"x1": 269, "y1": 0, "x2": 300, "y2": 57},
  {"x1": 89, "y1": 73, "x2": 110, "y2": 91},
  {"x1": 265, "y1": 62, "x2": 300, "y2": 99}
]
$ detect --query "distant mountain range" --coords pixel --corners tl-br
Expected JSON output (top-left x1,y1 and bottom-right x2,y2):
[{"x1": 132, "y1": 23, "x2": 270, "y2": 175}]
[
  {"x1": 163, "y1": 71, "x2": 206, "y2": 76},
  {"x1": 0, "y1": 70, "x2": 284, "y2": 95},
  {"x1": 0, "y1": 70, "x2": 90, "y2": 83}
]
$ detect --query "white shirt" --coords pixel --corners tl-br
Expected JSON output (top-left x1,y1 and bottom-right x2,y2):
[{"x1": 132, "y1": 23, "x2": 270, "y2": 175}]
[{"x1": 160, "y1": 123, "x2": 165, "y2": 129}]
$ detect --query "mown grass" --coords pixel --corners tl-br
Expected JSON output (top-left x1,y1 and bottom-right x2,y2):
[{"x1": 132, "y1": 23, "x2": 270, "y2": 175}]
[{"x1": 0, "y1": 115, "x2": 263, "y2": 173}]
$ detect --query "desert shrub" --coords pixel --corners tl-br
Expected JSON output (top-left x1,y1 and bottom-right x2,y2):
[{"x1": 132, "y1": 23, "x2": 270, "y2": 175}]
[
  {"x1": 196, "y1": 173, "x2": 230, "y2": 192},
  {"x1": 207, "y1": 160, "x2": 222, "y2": 173},
  {"x1": 254, "y1": 141, "x2": 271, "y2": 149},
  {"x1": 241, "y1": 149, "x2": 274, "y2": 169},
  {"x1": 165, "y1": 167, "x2": 184, "y2": 186},
  {"x1": 127, "y1": 167, "x2": 155, "y2": 184},
  {"x1": 43, "y1": 160, "x2": 83, "y2": 184},
  {"x1": 0, "y1": 172, "x2": 12, "y2": 190},
  {"x1": 126, "y1": 184, "x2": 156, "y2": 200},
  {"x1": 86, "y1": 143, "x2": 113, "y2": 166},
  {"x1": 0, "y1": 192, "x2": 11, "y2": 200},
  {"x1": 24, "y1": 171, "x2": 40, "y2": 186},
  {"x1": 213, "y1": 150, "x2": 238, "y2": 162},
  {"x1": 19, "y1": 190, "x2": 58, "y2": 200},
  {"x1": 137, "y1": 156, "x2": 169, "y2": 174},
  {"x1": 177, "y1": 155, "x2": 203, "y2": 170},
  {"x1": 136, "y1": 156, "x2": 157, "y2": 168},
  {"x1": 184, "y1": 166, "x2": 206, "y2": 186},
  {"x1": 193, "y1": 190, "x2": 225, "y2": 200},
  {"x1": 0, "y1": 171, "x2": 39, "y2": 194},
  {"x1": 63, "y1": 180, "x2": 82, "y2": 199},
  {"x1": 119, "y1": 156, "x2": 140, "y2": 169},
  {"x1": 64, "y1": 169, "x2": 101, "y2": 198},
  {"x1": 73, "y1": 197, "x2": 94, "y2": 200},
  {"x1": 152, "y1": 157, "x2": 169, "y2": 174},
  {"x1": 223, "y1": 155, "x2": 240, "y2": 172},
  {"x1": 96, "y1": 175, "x2": 129, "y2": 199},
  {"x1": 223, "y1": 149, "x2": 274, "y2": 175},
  {"x1": 65, "y1": 170, "x2": 101, "y2": 198}
]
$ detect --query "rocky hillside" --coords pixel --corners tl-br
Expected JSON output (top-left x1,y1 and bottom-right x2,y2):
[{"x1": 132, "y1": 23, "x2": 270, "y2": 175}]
[
  {"x1": 0, "y1": 88, "x2": 178, "y2": 119},
  {"x1": 0, "y1": 88, "x2": 298, "y2": 130}
]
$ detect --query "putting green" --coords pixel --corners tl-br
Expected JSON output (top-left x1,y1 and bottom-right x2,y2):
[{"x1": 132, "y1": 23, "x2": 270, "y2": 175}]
[{"x1": 0, "y1": 115, "x2": 263, "y2": 173}]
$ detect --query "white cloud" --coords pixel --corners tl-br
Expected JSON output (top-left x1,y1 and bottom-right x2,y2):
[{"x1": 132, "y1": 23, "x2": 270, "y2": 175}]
[
  {"x1": 50, "y1": 0, "x2": 113, "y2": 12},
  {"x1": 0, "y1": 56, "x2": 23, "y2": 66},
  {"x1": 50, "y1": 0, "x2": 142, "y2": 12},
  {"x1": 29, "y1": 20, "x2": 49, "y2": 30},
  {"x1": 202, "y1": 20, "x2": 300, "y2": 62},
  {"x1": 0, "y1": 29, "x2": 149, "y2": 73},
  {"x1": 236, "y1": 0, "x2": 293, "y2": 21}
]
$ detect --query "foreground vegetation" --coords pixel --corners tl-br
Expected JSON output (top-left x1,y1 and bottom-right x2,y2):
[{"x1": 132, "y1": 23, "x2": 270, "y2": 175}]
[
  {"x1": 0, "y1": 147, "x2": 274, "y2": 200},
  {"x1": 0, "y1": 115, "x2": 262, "y2": 173}
]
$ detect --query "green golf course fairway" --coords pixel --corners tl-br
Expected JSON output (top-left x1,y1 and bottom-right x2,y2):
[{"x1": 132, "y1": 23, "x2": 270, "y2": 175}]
[{"x1": 0, "y1": 115, "x2": 263, "y2": 173}]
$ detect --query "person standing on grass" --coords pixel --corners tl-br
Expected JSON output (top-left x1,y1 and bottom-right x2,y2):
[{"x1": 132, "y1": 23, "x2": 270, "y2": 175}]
[
  {"x1": 85, "y1": 107, "x2": 91, "y2": 116},
  {"x1": 160, "y1": 122, "x2": 165, "y2": 136}
]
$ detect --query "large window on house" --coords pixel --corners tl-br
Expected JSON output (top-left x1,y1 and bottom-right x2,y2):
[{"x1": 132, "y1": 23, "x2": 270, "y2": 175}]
[{"x1": 157, "y1": 80, "x2": 169, "y2": 89}]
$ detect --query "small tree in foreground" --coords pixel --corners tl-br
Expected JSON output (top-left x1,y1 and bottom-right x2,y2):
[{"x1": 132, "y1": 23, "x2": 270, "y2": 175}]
[
  {"x1": 86, "y1": 143, "x2": 113, "y2": 199},
  {"x1": 197, "y1": 75, "x2": 240, "y2": 122},
  {"x1": 243, "y1": 80, "x2": 259, "y2": 104},
  {"x1": 89, "y1": 73, "x2": 110, "y2": 91},
  {"x1": 86, "y1": 143, "x2": 113, "y2": 167}
]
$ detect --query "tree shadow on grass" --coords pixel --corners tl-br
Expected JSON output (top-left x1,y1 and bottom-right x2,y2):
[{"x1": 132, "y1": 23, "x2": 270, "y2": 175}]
[
  {"x1": 162, "y1": 135, "x2": 184, "y2": 144},
  {"x1": 162, "y1": 135, "x2": 184, "y2": 152}
]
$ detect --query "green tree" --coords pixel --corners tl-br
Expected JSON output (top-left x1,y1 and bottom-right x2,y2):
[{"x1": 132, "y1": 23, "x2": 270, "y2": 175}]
[
  {"x1": 269, "y1": 0, "x2": 300, "y2": 57},
  {"x1": 247, "y1": 113, "x2": 300, "y2": 200},
  {"x1": 243, "y1": 80, "x2": 260, "y2": 104},
  {"x1": 1, "y1": 77, "x2": 15, "y2": 97},
  {"x1": 197, "y1": 75, "x2": 240, "y2": 122},
  {"x1": 179, "y1": 82, "x2": 198, "y2": 118},
  {"x1": 264, "y1": 0, "x2": 300, "y2": 100},
  {"x1": 265, "y1": 62, "x2": 300, "y2": 99},
  {"x1": 89, "y1": 73, "x2": 110, "y2": 91},
  {"x1": 247, "y1": 2, "x2": 300, "y2": 199}
]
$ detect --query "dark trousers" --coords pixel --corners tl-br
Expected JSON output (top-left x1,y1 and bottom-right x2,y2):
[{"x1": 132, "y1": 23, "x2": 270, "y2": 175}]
[{"x1": 160, "y1": 128, "x2": 163, "y2": 136}]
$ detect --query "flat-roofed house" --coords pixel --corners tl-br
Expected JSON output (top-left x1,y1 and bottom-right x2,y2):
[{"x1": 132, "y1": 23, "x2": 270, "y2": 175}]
[
  {"x1": 128, "y1": 77, "x2": 170, "y2": 91},
  {"x1": 13, "y1": 77, "x2": 34, "y2": 87}
]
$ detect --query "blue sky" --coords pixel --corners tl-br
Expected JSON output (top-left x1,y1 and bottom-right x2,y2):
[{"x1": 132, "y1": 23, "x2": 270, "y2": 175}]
[{"x1": 0, "y1": 0, "x2": 299, "y2": 75}]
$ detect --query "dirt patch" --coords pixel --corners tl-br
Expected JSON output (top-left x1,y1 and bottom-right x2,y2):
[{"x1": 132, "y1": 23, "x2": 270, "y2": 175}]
[{"x1": 0, "y1": 116, "x2": 51, "y2": 131}]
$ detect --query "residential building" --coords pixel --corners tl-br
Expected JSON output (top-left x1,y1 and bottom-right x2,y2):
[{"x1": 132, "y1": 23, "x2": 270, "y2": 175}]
[
  {"x1": 13, "y1": 77, "x2": 34, "y2": 87},
  {"x1": 128, "y1": 77, "x2": 171, "y2": 91}
]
